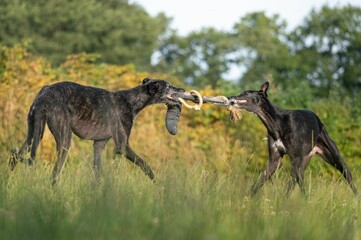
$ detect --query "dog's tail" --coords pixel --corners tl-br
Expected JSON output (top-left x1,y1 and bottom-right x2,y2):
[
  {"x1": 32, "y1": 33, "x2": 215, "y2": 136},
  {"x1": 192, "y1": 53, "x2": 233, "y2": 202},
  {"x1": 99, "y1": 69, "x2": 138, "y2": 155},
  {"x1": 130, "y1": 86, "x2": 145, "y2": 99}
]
[
  {"x1": 10, "y1": 103, "x2": 47, "y2": 167},
  {"x1": 9, "y1": 103, "x2": 40, "y2": 169},
  {"x1": 318, "y1": 128, "x2": 338, "y2": 155},
  {"x1": 29, "y1": 103, "x2": 47, "y2": 162},
  {"x1": 318, "y1": 127, "x2": 358, "y2": 195}
]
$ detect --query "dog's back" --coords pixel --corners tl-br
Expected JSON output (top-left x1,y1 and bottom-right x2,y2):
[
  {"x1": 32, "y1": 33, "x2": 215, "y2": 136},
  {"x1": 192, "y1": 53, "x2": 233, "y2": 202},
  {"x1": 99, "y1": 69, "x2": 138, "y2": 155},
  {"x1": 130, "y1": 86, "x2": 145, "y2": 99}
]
[
  {"x1": 30, "y1": 82, "x2": 117, "y2": 140},
  {"x1": 33, "y1": 81, "x2": 112, "y2": 112},
  {"x1": 281, "y1": 109, "x2": 323, "y2": 138}
]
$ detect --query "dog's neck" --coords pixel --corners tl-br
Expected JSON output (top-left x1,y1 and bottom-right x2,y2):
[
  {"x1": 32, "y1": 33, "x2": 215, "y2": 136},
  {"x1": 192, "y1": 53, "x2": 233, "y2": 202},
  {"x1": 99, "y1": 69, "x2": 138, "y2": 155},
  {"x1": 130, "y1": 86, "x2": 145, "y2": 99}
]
[
  {"x1": 254, "y1": 99, "x2": 283, "y2": 140},
  {"x1": 117, "y1": 85, "x2": 157, "y2": 116}
]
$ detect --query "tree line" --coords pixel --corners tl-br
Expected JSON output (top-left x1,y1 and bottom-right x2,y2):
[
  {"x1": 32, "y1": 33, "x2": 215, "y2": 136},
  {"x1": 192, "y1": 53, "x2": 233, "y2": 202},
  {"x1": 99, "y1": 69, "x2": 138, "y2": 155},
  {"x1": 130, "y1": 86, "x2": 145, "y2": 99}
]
[{"x1": 1, "y1": 0, "x2": 360, "y2": 97}]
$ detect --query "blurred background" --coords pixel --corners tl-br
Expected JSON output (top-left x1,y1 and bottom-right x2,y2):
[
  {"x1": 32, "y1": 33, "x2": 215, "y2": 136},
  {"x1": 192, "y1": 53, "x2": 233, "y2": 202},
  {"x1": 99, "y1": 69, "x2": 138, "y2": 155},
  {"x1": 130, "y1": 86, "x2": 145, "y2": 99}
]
[{"x1": 1, "y1": 0, "x2": 361, "y2": 176}]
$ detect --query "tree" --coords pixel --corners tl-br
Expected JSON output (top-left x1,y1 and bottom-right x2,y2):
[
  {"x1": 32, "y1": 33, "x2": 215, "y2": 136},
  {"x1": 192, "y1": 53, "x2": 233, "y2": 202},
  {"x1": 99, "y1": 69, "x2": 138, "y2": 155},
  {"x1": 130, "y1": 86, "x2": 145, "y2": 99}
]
[
  {"x1": 232, "y1": 12, "x2": 295, "y2": 88},
  {"x1": 0, "y1": 0, "x2": 170, "y2": 67},
  {"x1": 155, "y1": 28, "x2": 235, "y2": 88},
  {"x1": 289, "y1": 5, "x2": 361, "y2": 96}
]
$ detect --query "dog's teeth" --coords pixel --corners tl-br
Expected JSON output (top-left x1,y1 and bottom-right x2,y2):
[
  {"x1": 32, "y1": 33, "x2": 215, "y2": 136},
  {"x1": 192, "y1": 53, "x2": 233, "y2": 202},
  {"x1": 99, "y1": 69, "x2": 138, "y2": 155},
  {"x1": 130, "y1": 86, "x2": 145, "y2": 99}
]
[{"x1": 238, "y1": 100, "x2": 247, "y2": 103}]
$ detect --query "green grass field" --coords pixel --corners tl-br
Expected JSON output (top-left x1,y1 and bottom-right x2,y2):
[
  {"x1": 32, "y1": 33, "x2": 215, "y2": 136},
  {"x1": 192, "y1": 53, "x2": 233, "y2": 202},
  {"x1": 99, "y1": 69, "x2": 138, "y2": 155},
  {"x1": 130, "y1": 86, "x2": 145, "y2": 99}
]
[{"x1": 0, "y1": 153, "x2": 359, "y2": 240}]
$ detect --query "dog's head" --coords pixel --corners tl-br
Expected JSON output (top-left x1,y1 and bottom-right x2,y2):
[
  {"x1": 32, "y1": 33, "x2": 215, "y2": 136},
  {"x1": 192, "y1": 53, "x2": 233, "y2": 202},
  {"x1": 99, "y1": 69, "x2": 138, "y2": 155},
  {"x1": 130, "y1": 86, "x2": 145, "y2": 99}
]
[
  {"x1": 142, "y1": 78, "x2": 187, "y2": 135},
  {"x1": 228, "y1": 82, "x2": 269, "y2": 113},
  {"x1": 142, "y1": 78, "x2": 186, "y2": 106}
]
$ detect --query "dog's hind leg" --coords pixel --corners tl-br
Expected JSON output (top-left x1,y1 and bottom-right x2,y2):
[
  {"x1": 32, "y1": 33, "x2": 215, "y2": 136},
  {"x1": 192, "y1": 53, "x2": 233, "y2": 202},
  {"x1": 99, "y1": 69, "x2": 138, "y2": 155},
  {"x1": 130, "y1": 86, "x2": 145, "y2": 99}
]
[
  {"x1": 93, "y1": 139, "x2": 109, "y2": 181},
  {"x1": 316, "y1": 129, "x2": 358, "y2": 195},
  {"x1": 50, "y1": 129, "x2": 71, "y2": 186},
  {"x1": 47, "y1": 105, "x2": 72, "y2": 186}
]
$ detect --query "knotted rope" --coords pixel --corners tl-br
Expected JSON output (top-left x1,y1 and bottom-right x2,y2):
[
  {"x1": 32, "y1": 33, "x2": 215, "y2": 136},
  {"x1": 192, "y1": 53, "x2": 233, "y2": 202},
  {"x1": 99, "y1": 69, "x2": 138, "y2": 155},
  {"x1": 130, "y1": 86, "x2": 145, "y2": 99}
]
[
  {"x1": 178, "y1": 90, "x2": 203, "y2": 110},
  {"x1": 214, "y1": 96, "x2": 243, "y2": 122},
  {"x1": 178, "y1": 90, "x2": 243, "y2": 122}
]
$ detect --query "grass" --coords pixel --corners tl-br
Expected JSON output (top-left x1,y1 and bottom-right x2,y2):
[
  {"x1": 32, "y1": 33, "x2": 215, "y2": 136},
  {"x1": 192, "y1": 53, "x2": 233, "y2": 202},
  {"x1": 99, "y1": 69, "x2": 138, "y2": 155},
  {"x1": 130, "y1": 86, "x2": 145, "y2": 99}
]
[{"x1": 0, "y1": 153, "x2": 360, "y2": 240}]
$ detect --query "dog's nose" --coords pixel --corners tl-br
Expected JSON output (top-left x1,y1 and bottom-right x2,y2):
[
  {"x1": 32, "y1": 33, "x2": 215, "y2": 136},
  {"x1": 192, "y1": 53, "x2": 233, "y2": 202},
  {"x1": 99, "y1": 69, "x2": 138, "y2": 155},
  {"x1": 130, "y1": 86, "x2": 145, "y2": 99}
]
[{"x1": 229, "y1": 99, "x2": 235, "y2": 105}]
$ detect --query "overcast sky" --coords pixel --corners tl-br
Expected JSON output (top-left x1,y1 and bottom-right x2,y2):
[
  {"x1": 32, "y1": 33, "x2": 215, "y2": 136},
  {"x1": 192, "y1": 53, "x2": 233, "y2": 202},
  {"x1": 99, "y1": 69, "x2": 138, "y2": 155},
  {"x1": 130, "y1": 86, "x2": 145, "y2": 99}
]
[{"x1": 132, "y1": 0, "x2": 361, "y2": 35}]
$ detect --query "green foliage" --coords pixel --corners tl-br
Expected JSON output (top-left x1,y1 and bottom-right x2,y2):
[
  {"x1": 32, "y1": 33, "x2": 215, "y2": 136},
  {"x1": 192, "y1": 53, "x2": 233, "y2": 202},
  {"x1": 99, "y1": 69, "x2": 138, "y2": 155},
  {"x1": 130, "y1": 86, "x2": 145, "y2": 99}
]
[
  {"x1": 156, "y1": 28, "x2": 235, "y2": 88},
  {"x1": 1, "y1": 1, "x2": 360, "y2": 98},
  {"x1": 0, "y1": 0, "x2": 170, "y2": 66},
  {"x1": 154, "y1": 5, "x2": 361, "y2": 100},
  {"x1": 232, "y1": 12, "x2": 295, "y2": 87},
  {"x1": 289, "y1": 5, "x2": 361, "y2": 96}
]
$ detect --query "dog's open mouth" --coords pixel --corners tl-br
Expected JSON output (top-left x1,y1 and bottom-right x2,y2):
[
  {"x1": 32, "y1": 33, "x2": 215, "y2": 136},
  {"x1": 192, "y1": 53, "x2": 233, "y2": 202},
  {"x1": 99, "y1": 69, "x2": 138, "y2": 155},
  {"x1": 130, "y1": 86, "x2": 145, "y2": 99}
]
[
  {"x1": 175, "y1": 92, "x2": 201, "y2": 102},
  {"x1": 167, "y1": 92, "x2": 200, "y2": 103},
  {"x1": 166, "y1": 94, "x2": 182, "y2": 103},
  {"x1": 236, "y1": 99, "x2": 248, "y2": 104},
  {"x1": 166, "y1": 95, "x2": 176, "y2": 101}
]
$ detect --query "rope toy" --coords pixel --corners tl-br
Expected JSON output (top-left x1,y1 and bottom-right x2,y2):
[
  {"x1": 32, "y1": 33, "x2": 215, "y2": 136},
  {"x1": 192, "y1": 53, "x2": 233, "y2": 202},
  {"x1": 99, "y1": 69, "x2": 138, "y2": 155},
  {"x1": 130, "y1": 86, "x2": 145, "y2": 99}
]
[
  {"x1": 213, "y1": 96, "x2": 243, "y2": 122},
  {"x1": 178, "y1": 90, "x2": 203, "y2": 110},
  {"x1": 178, "y1": 91, "x2": 243, "y2": 122},
  {"x1": 227, "y1": 105, "x2": 243, "y2": 122}
]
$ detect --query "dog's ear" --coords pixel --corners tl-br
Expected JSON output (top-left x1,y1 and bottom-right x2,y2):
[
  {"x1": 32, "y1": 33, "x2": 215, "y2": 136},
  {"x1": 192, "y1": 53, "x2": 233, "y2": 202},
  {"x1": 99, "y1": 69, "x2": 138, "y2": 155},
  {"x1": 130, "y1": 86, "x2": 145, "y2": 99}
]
[
  {"x1": 147, "y1": 81, "x2": 161, "y2": 95},
  {"x1": 261, "y1": 82, "x2": 269, "y2": 97},
  {"x1": 142, "y1": 78, "x2": 151, "y2": 84}
]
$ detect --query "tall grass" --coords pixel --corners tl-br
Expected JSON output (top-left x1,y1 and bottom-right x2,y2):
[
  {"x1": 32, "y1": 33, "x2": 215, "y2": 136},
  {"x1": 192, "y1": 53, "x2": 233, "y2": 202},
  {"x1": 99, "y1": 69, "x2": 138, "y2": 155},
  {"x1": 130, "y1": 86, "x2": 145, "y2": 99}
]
[{"x1": 0, "y1": 152, "x2": 359, "y2": 240}]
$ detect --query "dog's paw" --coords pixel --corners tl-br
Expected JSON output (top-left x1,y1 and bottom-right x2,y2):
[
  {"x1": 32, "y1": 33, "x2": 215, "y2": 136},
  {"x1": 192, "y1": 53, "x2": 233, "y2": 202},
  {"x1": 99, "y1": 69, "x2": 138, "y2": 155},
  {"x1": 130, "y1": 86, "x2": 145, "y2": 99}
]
[{"x1": 9, "y1": 147, "x2": 19, "y2": 170}]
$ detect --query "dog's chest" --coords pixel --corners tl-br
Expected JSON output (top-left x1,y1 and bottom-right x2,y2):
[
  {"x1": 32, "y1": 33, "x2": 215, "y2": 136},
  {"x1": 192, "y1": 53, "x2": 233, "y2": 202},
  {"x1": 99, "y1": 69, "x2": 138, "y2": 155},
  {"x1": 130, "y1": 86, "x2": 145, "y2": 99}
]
[{"x1": 272, "y1": 139, "x2": 287, "y2": 153}]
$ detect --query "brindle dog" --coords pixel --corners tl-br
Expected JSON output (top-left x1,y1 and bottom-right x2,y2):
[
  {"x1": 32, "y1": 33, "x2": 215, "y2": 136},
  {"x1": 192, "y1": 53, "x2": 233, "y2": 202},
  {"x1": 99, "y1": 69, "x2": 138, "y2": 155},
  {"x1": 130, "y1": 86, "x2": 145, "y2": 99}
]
[
  {"x1": 228, "y1": 82, "x2": 358, "y2": 196},
  {"x1": 10, "y1": 78, "x2": 187, "y2": 184}
]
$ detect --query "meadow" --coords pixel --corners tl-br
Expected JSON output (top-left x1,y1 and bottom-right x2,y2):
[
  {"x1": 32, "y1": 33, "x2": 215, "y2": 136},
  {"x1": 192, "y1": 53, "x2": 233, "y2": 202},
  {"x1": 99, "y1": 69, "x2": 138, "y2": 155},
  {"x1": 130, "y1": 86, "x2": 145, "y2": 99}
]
[
  {"x1": 0, "y1": 154, "x2": 360, "y2": 240},
  {"x1": 1, "y1": 45, "x2": 361, "y2": 239}
]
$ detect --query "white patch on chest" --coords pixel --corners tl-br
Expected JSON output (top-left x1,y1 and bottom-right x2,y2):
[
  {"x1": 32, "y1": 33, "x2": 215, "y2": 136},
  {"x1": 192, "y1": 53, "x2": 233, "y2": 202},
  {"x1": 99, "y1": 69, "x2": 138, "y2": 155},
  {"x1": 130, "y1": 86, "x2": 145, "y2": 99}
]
[{"x1": 272, "y1": 139, "x2": 287, "y2": 153}]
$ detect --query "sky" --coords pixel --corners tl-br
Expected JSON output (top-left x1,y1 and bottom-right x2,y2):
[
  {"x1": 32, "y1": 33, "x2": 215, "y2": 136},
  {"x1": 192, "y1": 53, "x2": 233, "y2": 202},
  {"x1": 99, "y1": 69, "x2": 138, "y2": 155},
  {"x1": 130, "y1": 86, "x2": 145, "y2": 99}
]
[
  {"x1": 130, "y1": 0, "x2": 361, "y2": 80},
  {"x1": 131, "y1": 0, "x2": 361, "y2": 35}
]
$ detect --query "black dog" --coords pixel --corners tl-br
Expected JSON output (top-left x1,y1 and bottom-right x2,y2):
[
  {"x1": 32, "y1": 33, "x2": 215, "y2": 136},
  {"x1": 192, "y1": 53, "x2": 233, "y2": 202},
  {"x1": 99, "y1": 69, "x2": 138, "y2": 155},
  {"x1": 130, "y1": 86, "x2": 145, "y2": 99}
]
[
  {"x1": 228, "y1": 82, "x2": 358, "y2": 195},
  {"x1": 10, "y1": 78, "x2": 187, "y2": 184}
]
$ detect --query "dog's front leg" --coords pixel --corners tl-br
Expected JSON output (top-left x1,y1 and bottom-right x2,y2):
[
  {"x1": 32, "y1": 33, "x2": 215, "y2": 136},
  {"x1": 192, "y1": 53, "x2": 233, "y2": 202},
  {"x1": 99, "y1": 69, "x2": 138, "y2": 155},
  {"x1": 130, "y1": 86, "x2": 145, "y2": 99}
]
[
  {"x1": 125, "y1": 145, "x2": 155, "y2": 180},
  {"x1": 251, "y1": 141, "x2": 283, "y2": 196},
  {"x1": 112, "y1": 123, "x2": 155, "y2": 180},
  {"x1": 115, "y1": 144, "x2": 155, "y2": 180}
]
